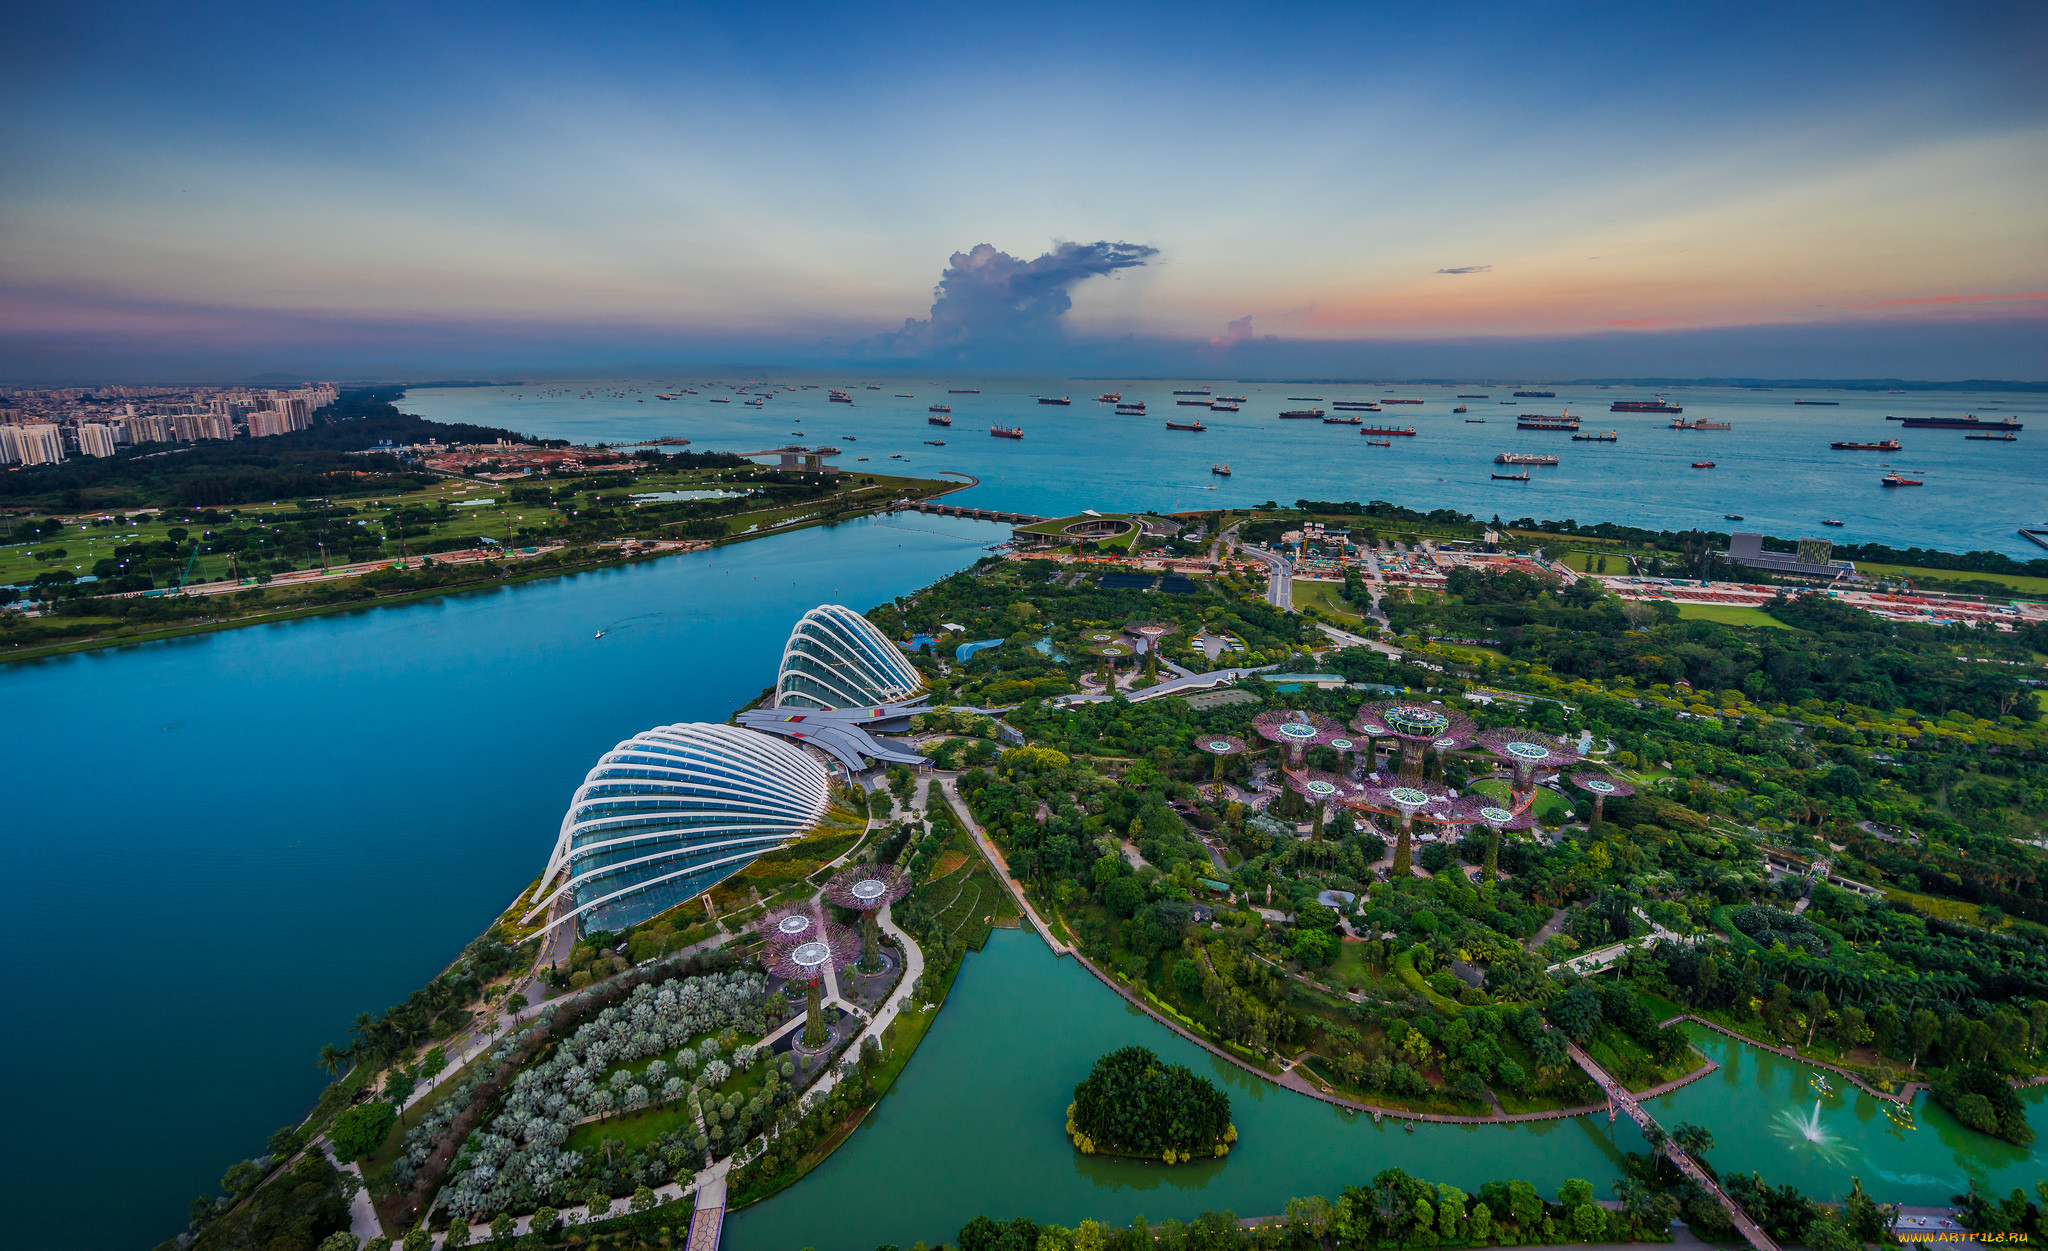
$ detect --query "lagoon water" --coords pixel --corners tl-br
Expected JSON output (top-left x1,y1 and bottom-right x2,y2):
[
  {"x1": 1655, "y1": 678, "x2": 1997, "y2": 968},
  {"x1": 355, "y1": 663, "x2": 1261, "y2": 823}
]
[
  {"x1": 404, "y1": 378, "x2": 2048, "y2": 559},
  {"x1": 726, "y1": 931, "x2": 2045, "y2": 1251},
  {"x1": 0, "y1": 513, "x2": 1009, "y2": 1251}
]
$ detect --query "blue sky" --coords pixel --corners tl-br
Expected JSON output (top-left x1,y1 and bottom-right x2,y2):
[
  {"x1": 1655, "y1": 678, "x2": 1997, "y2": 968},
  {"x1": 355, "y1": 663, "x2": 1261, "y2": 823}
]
[{"x1": 2, "y1": 1, "x2": 2043, "y2": 379}]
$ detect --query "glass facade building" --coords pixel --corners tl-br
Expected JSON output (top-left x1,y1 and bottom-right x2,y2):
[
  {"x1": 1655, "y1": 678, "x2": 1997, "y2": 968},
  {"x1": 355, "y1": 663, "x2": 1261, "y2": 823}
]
[
  {"x1": 773, "y1": 604, "x2": 924, "y2": 710},
  {"x1": 527, "y1": 723, "x2": 831, "y2": 934}
]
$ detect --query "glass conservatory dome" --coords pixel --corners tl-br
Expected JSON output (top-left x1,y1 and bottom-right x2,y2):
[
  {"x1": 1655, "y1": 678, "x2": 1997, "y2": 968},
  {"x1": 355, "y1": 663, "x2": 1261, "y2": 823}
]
[{"x1": 772, "y1": 604, "x2": 924, "y2": 711}]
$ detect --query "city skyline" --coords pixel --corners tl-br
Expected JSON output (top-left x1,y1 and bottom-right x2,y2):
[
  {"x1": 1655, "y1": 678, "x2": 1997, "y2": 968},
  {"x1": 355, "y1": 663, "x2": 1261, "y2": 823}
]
[{"x1": 3, "y1": 1, "x2": 2045, "y2": 378}]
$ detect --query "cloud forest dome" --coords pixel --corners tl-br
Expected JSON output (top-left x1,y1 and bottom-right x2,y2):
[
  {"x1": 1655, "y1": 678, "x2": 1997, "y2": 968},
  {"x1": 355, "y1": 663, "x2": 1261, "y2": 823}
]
[
  {"x1": 772, "y1": 604, "x2": 925, "y2": 711},
  {"x1": 526, "y1": 723, "x2": 831, "y2": 935}
]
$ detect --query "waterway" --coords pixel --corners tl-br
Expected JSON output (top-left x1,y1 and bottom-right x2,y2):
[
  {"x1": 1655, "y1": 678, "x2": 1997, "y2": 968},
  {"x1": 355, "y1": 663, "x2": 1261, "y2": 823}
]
[
  {"x1": 726, "y1": 932, "x2": 2046, "y2": 1251},
  {"x1": 0, "y1": 512, "x2": 1010, "y2": 1251},
  {"x1": 404, "y1": 378, "x2": 2048, "y2": 559}
]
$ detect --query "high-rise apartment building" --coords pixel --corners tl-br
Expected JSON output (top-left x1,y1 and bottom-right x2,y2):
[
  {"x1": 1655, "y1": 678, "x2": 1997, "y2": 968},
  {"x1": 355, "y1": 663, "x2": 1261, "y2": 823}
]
[
  {"x1": 6, "y1": 423, "x2": 66, "y2": 465},
  {"x1": 76, "y1": 424, "x2": 119, "y2": 458}
]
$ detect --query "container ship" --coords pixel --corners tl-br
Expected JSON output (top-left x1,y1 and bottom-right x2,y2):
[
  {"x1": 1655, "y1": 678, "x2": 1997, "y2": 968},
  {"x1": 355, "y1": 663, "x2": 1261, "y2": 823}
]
[
  {"x1": 1176, "y1": 399, "x2": 1212, "y2": 406},
  {"x1": 1360, "y1": 425, "x2": 1417, "y2": 436},
  {"x1": 928, "y1": 413, "x2": 952, "y2": 426},
  {"x1": 1323, "y1": 414, "x2": 1362, "y2": 424},
  {"x1": 1513, "y1": 390, "x2": 1556, "y2": 398},
  {"x1": 1279, "y1": 408, "x2": 1325, "y2": 418},
  {"x1": 1495, "y1": 452, "x2": 1558, "y2": 465},
  {"x1": 1037, "y1": 396, "x2": 1071, "y2": 406},
  {"x1": 1571, "y1": 431, "x2": 1619, "y2": 442},
  {"x1": 991, "y1": 425, "x2": 1023, "y2": 439},
  {"x1": 948, "y1": 388, "x2": 980, "y2": 394},
  {"x1": 1881, "y1": 472, "x2": 1922, "y2": 486},
  {"x1": 1891, "y1": 414, "x2": 2022, "y2": 430},
  {"x1": 1611, "y1": 400, "x2": 1682, "y2": 413},
  {"x1": 1670, "y1": 417, "x2": 1732, "y2": 430},
  {"x1": 1165, "y1": 419, "x2": 1206, "y2": 431},
  {"x1": 1518, "y1": 415, "x2": 1580, "y2": 431},
  {"x1": 1830, "y1": 438, "x2": 1900, "y2": 451},
  {"x1": 1173, "y1": 387, "x2": 1212, "y2": 396}
]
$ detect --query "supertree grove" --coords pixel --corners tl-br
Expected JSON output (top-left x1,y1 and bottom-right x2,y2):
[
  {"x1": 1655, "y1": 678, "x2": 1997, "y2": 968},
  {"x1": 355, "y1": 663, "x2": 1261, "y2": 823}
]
[
  {"x1": 756, "y1": 902, "x2": 858, "y2": 1049},
  {"x1": 1282, "y1": 768, "x2": 1361, "y2": 840},
  {"x1": 822, "y1": 863, "x2": 913, "y2": 972},
  {"x1": 1345, "y1": 776, "x2": 1463, "y2": 876},
  {"x1": 1466, "y1": 797, "x2": 1538, "y2": 884},
  {"x1": 1352, "y1": 700, "x2": 1475, "y2": 776}
]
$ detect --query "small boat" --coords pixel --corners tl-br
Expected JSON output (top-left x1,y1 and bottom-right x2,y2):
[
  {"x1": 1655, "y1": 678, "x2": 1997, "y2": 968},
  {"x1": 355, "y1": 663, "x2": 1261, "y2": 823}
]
[
  {"x1": 1725, "y1": 514, "x2": 1744, "y2": 520},
  {"x1": 856, "y1": 456, "x2": 869, "y2": 461},
  {"x1": 1366, "y1": 438, "x2": 1392, "y2": 447},
  {"x1": 1693, "y1": 462, "x2": 1716, "y2": 468},
  {"x1": 924, "y1": 439, "x2": 945, "y2": 446},
  {"x1": 1464, "y1": 418, "x2": 1485, "y2": 423},
  {"x1": 889, "y1": 453, "x2": 903, "y2": 459},
  {"x1": 1212, "y1": 463, "x2": 1232, "y2": 475},
  {"x1": 1881, "y1": 473, "x2": 1922, "y2": 486},
  {"x1": 1492, "y1": 470, "x2": 1529, "y2": 481},
  {"x1": 1166, "y1": 420, "x2": 1206, "y2": 431},
  {"x1": 1821, "y1": 519, "x2": 1844, "y2": 526},
  {"x1": 991, "y1": 425, "x2": 1023, "y2": 439},
  {"x1": 594, "y1": 631, "x2": 605, "y2": 639}
]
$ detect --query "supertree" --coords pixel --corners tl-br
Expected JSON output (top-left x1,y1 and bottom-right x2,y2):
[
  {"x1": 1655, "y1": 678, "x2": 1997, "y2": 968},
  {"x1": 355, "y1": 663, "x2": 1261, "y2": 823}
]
[
  {"x1": 1353, "y1": 700, "x2": 1475, "y2": 776},
  {"x1": 823, "y1": 863, "x2": 913, "y2": 973},
  {"x1": 1194, "y1": 734, "x2": 1248, "y2": 797},
  {"x1": 1473, "y1": 728, "x2": 1585, "y2": 812},
  {"x1": 1252, "y1": 709, "x2": 1346, "y2": 767},
  {"x1": 1346, "y1": 776, "x2": 1463, "y2": 877},
  {"x1": 1124, "y1": 621, "x2": 1182, "y2": 680},
  {"x1": 756, "y1": 902, "x2": 858, "y2": 1049},
  {"x1": 1084, "y1": 637, "x2": 1133, "y2": 690},
  {"x1": 1283, "y1": 768, "x2": 1360, "y2": 840},
  {"x1": 1466, "y1": 797, "x2": 1538, "y2": 885},
  {"x1": 1567, "y1": 771, "x2": 1635, "y2": 824}
]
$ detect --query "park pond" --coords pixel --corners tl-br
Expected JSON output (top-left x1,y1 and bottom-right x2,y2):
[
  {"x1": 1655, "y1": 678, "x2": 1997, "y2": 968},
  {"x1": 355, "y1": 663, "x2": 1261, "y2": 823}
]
[{"x1": 727, "y1": 930, "x2": 2047, "y2": 1251}]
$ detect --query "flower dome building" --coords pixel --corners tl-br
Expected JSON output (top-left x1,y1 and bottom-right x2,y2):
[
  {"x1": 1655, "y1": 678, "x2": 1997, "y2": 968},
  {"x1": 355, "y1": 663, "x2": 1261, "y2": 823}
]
[
  {"x1": 773, "y1": 604, "x2": 925, "y2": 711},
  {"x1": 525, "y1": 722, "x2": 832, "y2": 935}
]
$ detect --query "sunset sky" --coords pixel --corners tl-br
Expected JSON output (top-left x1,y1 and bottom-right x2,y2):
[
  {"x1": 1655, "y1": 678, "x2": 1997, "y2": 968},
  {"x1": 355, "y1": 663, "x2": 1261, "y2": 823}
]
[{"x1": 3, "y1": 0, "x2": 2044, "y2": 378}]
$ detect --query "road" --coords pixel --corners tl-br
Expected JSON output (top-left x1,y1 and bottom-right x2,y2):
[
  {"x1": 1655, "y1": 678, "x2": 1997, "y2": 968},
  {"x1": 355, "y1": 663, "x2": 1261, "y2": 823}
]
[{"x1": 1241, "y1": 542, "x2": 1293, "y2": 608}]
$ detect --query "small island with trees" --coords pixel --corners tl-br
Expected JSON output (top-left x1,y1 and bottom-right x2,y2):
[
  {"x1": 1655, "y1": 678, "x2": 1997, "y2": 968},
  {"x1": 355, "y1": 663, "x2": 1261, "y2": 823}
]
[{"x1": 1067, "y1": 1046, "x2": 1236, "y2": 1163}]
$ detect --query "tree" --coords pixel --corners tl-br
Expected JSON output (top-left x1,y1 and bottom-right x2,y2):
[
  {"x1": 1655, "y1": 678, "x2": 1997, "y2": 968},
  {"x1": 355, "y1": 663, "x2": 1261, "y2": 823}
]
[
  {"x1": 632, "y1": 1185, "x2": 655, "y2": 1213},
  {"x1": 316, "y1": 1234, "x2": 361, "y2": 1251},
  {"x1": 1671, "y1": 1122, "x2": 1714, "y2": 1155},
  {"x1": 1908, "y1": 1009, "x2": 1940, "y2": 1071},
  {"x1": 419, "y1": 1046, "x2": 448, "y2": 1081},
  {"x1": 489, "y1": 1213, "x2": 515, "y2": 1244},
  {"x1": 1805, "y1": 991, "x2": 1829, "y2": 1047},
  {"x1": 445, "y1": 1221, "x2": 471, "y2": 1247},
  {"x1": 1836, "y1": 1004, "x2": 1865, "y2": 1052},
  {"x1": 530, "y1": 1208, "x2": 559, "y2": 1237},
  {"x1": 329, "y1": 1100, "x2": 397, "y2": 1161},
  {"x1": 402, "y1": 1228, "x2": 430, "y2": 1251}
]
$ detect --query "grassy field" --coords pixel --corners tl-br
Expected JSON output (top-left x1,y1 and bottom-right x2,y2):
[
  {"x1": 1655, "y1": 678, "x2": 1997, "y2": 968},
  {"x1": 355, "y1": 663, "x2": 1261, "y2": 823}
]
[
  {"x1": 1673, "y1": 602, "x2": 1797, "y2": 629},
  {"x1": 1849, "y1": 561, "x2": 2048, "y2": 596},
  {"x1": 1469, "y1": 778, "x2": 1573, "y2": 820},
  {"x1": 1292, "y1": 578, "x2": 1365, "y2": 621}
]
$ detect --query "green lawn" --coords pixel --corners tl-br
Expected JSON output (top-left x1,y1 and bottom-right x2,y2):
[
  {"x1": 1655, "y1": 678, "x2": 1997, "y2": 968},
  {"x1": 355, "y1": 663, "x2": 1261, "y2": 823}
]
[
  {"x1": 1469, "y1": 778, "x2": 1572, "y2": 820},
  {"x1": 1673, "y1": 603, "x2": 1797, "y2": 629},
  {"x1": 1292, "y1": 579, "x2": 1365, "y2": 621},
  {"x1": 1852, "y1": 561, "x2": 2048, "y2": 596}
]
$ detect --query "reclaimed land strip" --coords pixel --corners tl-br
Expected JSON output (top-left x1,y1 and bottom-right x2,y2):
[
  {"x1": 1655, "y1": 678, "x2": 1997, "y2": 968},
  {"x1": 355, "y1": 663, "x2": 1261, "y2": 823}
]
[{"x1": 939, "y1": 775, "x2": 1711, "y2": 1124}]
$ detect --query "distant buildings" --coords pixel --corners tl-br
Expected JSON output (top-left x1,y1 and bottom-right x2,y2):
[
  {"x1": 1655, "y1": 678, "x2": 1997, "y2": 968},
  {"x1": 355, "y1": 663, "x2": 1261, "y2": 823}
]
[
  {"x1": 1721, "y1": 532, "x2": 1857, "y2": 583},
  {"x1": 0, "y1": 382, "x2": 337, "y2": 457},
  {"x1": 76, "y1": 423, "x2": 118, "y2": 458},
  {"x1": 0, "y1": 423, "x2": 66, "y2": 465}
]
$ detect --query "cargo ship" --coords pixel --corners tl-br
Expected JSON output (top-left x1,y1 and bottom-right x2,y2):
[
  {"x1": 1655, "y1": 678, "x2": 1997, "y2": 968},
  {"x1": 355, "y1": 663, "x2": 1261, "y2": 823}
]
[
  {"x1": 1097, "y1": 392, "x2": 1121, "y2": 403},
  {"x1": 991, "y1": 425, "x2": 1023, "y2": 439},
  {"x1": 928, "y1": 403, "x2": 951, "y2": 413},
  {"x1": 1458, "y1": 393, "x2": 1489, "y2": 399},
  {"x1": 1323, "y1": 414, "x2": 1362, "y2": 425},
  {"x1": 1208, "y1": 402, "x2": 1240, "y2": 412},
  {"x1": 1115, "y1": 403, "x2": 1146, "y2": 414},
  {"x1": 1518, "y1": 415, "x2": 1580, "y2": 431},
  {"x1": 1611, "y1": 400, "x2": 1682, "y2": 413},
  {"x1": 1166, "y1": 419, "x2": 1206, "y2": 431},
  {"x1": 1279, "y1": 408, "x2": 1325, "y2": 418},
  {"x1": 828, "y1": 390, "x2": 852, "y2": 403},
  {"x1": 1452, "y1": 406, "x2": 1468, "y2": 413},
  {"x1": 709, "y1": 397, "x2": 730, "y2": 402},
  {"x1": 1830, "y1": 438, "x2": 1900, "y2": 451},
  {"x1": 1513, "y1": 390, "x2": 1556, "y2": 398},
  {"x1": 1794, "y1": 399, "x2": 1840, "y2": 405},
  {"x1": 1491, "y1": 470, "x2": 1529, "y2": 481},
  {"x1": 1670, "y1": 417, "x2": 1731, "y2": 430},
  {"x1": 1692, "y1": 462, "x2": 1716, "y2": 468},
  {"x1": 1288, "y1": 396, "x2": 1322, "y2": 401},
  {"x1": 948, "y1": 389, "x2": 980, "y2": 394},
  {"x1": 1177, "y1": 399, "x2": 1212, "y2": 406},
  {"x1": 1384, "y1": 398, "x2": 1424, "y2": 404},
  {"x1": 1891, "y1": 414, "x2": 2022, "y2": 430},
  {"x1": 1365, "y1": 438, "x2": 1392, "y2": 447},
  {"x1": 1465, "y1": 418, "x2": 1486, "y2": 423},
  {"x1": 1360, "y1": 425, "x2": 1417, "y2": 436},
  {"x1": 1966, "y1": 431, "x2": 2019, "y2": 441},
  {"x1": 1571, "y1": 431, "x2": 1619, "y2": 442},
  {"x1": 928, "y1": 414, "x2": 952, "y2": 426},
  {"x1": 1332, "y1": 401, "x2": 1381, "y2": 411},
  {"x1": 1173, "y1": 387, "x2": 1212, "y2": 396},
  {"x1": 1495, "y1": 452, "x2": 1558, "y2": 465},
  {"x1": 1037, "y1": 396, "x2": 1071, "y2": 406},
  {"x1": 1212, "y1": 463, "x2": 1232, "y2": 475},
  {"x1": 924, "y1": 439, "x2": 945, "y2": 446},
  {"x1": 1216, "y1": 396, "x2": 1246, "y2": 403},
  {"x1": 1881, "y1": 472, "x2": 1922, "y2": 486}
]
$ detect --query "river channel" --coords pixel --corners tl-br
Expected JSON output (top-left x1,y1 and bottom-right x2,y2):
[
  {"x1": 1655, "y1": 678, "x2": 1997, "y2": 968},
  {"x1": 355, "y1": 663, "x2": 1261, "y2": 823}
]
[
  {"x1": 726, "y1": 931, "x2": 2046, "y2": 1251},
  {"x1": 0, "y1": 513, "x2": 1009, "y2": 1251}
]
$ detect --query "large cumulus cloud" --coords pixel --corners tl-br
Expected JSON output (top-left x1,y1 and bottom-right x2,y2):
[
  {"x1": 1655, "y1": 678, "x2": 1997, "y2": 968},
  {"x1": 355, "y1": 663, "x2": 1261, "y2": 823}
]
[{"x1": 876, "y1": 239, "x2": 1157, "y2": 356}]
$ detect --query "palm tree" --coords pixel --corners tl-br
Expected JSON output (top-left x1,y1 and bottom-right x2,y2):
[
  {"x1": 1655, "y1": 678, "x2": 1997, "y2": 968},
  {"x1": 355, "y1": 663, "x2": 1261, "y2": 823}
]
[{"x1": 316, "y1": 1043, "x2": 350, "y2": 1079}]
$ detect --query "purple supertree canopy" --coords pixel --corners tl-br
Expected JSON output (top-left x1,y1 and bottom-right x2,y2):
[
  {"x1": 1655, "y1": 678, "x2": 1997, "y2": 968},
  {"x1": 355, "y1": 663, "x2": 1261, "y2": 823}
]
[
  {"x1": 756, "y1": 903, "x2": 822, "y2": 953},
  {"x1": 760, "y1": 903, "x2": 860, "y2": 983},
  {"x1": 1473, "y1": 728, "x2": 1586, "y2": 773},
  {"x1": 1283, "y1": 768, "x2": 1362, "y2": 806},
  {"x1": 1352, "y1": 700, "x2": 1475, "y2": 750},
  {"x1": 1251, "y1": 709, "x2": 1345, "y2": 750},
  {"x1": 823, "y1": 863, "x2": 913, "y2": 913},
  {"x1": 1194, "y1": 734, "x2": 1249, "y2": 757},
  {"x1": 1567, "y1": 771, "x2": 1635, "y2": 800},
  {"x1": 1462, "y1": 796, "x2": 1540, "y2": 830},
  {"x1": 1348, "y1": 775, "x2": 1466, "y2": 825}
]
